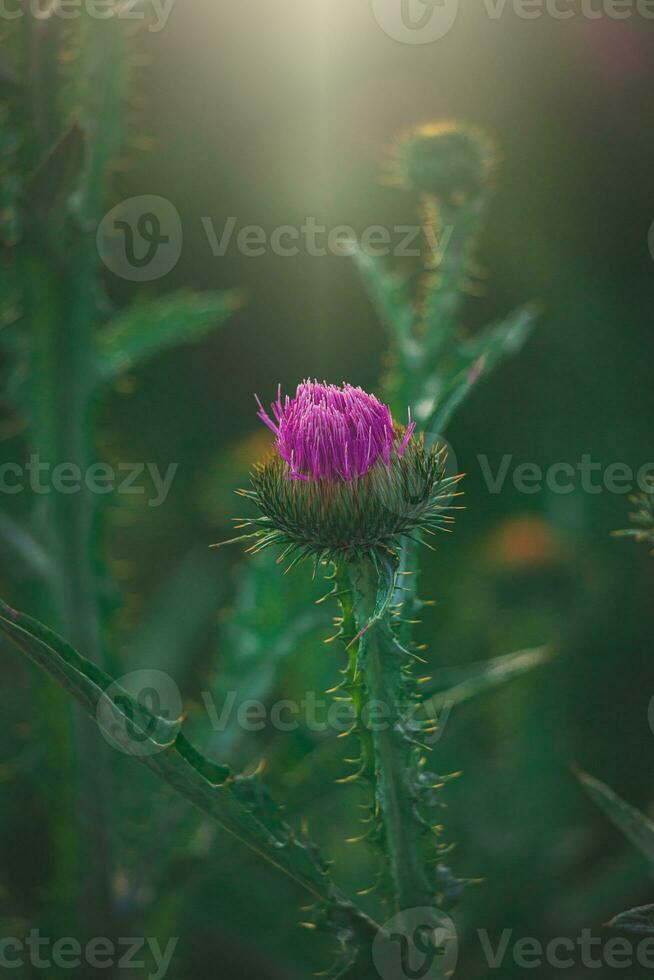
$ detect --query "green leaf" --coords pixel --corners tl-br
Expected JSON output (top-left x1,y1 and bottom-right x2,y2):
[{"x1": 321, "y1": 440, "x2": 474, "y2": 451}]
[
  {"x1": 349, "y1": 245, "x2": 414, "y2": 340},
  {"x1": 95, "y1": 290, "x2": 243, "y2": 383},
  {"x1": 429, "y1": 305, "x2": 537, "y2": 433},
  {"x1": 607, "y1": 904, "x2": 654, "y2": 936},
  {"x1": 0, "y1": 598, "x2": 378, "y2": 960},
  {"x1": 0, "y1": 512, "x2": 52, "y2": 578},
  {"x1": 424, "y1": 644, "x2": 554, "y2": 713},
  {"x1": 208, "y1": 549, "x2": 326, "y2": 755},
  {"x1": 578, "y1": 771, "x2": 654, "y2": 869}
]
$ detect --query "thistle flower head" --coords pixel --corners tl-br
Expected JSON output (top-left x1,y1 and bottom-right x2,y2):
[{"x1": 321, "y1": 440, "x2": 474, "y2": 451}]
[
  {"x1": 255, "y1": 380, "x2": 415, "y2": 482},
  {"x1": 223, "y1": 381, "x2": 461, "y2": 567}
]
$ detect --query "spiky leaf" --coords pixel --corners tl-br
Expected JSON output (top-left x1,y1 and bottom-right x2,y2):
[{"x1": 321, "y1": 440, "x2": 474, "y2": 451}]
[
  {"x1": 95, "y1": 290, "x2": 242, "y2": 383},
  {"x1": 607, "y1": 905, "x2": 654, "y2": 936},
  {"x1": 579, "y1": 771, "x2": 654, "y2": 869},
  {"x1": 424, "y1": 645, "x2": 553, "y2": 713},
  {"x1": 0, "y1": 598, "x2": 379, "y2": 963}
]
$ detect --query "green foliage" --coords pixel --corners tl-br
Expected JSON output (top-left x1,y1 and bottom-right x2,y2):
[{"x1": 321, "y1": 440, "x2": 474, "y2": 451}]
[
  {"x1": 352, "y1": 123, "x2": 536, "y2": 430},
  {"x1": 345, "y1": 560, "x2": 465, "y2": 916},
  {"x1": 0, "y1": 511, "x2": 52, "y2": 580},
  {"x1": 576, "y1": 491, "x2": 654, "y2": 938},
  {"x1": 2, "y1": 92, "x2": 548, "y2": 977},
  {"x1": 614, "y1": 482, "x2": 654, "y2": 550},
  {"x1": 1, "y1": 9, "x2": 652, "y2": 978},
  {"x1": 124, "y1": 549, "x2": 224, "y2": 680},
  {"x1": 578, "y1": 772, "x2": 654, "y2": 941},
  {"x1": 578, "y1": 771, "x2": 654, "y2": 871},
  {"x1": 309, "y1": 123, "x2": 541, "y2": 940},
  {"x1": 0, "y1": 7, "x2": 240, "y2": 954},
  {"x1": 0, "y1": 598, "x2": 379, "y2": 972},
  {"x1": 207, "y1": 549, "x2": 326, "y2": 758},
  {"x1": 352, "y1": 245, "x2": 535, "y2": 432},
  {"x1": 96, "y1": 290, "x2": 244, "y2": 384},
  {"x1": 424, "y1": 644, "x2": 554, "y2": 713},
  {"x1": 24, "y1": 122, "x2": 86, "y2": 253},
  {"x1": 607, "y1": 904, "x2": 654, "y2": 936}
]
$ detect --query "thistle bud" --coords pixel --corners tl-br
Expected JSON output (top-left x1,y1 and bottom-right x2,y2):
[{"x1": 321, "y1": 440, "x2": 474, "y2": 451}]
[
  {"x1": 387, "y1": 121, "x2": 496, "y2": 205},
  {"x1": 225, "y1": 380, "x2": 460, "y2": 566}
]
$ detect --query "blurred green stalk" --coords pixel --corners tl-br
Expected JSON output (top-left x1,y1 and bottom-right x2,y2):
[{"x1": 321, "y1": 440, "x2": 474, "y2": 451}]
[{"x1": 17, "y1": 9, "x2": 130, "y2": 953}]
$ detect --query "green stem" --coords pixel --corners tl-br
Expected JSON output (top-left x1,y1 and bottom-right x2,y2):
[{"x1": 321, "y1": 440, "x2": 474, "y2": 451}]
[
  {"x1": 25, "y1": 251, "x2": 113, "y2": 944},
  {"x1": 349, "y1": 560, "x2": 433, "y2": 914}
]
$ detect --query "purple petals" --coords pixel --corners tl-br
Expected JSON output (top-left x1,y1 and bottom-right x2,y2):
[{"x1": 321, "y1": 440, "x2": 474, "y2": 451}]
[{"x1": 256, "y1": 380, "x2": 414, "y2": 482}]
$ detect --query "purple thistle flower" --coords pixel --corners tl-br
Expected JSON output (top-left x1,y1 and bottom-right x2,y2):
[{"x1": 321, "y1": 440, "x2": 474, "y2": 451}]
[
  {"x1": 256, "y1": 380, "x2": 415, "y2": 482},
  {"x1": 215, "y1": 379, "x2": 459, "y2": 565}
]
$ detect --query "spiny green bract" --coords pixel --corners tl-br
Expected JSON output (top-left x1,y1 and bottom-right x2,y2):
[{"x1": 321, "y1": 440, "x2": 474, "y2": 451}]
[{"x1": 229, "y1": 432, "x2": 461, "y2": 567}]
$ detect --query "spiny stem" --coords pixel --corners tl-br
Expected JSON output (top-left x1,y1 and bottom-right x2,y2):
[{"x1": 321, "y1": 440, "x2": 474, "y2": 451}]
[{"x1": 349, "y1": 559, "x2": 433, "y2": 914}]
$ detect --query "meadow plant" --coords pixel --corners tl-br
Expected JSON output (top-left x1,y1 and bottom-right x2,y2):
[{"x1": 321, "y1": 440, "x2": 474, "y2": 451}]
[
  {"x1": 572, "y1": 485, "x2": 654, "y2": 944},
  {"x1": 0, "y1": 24, "x2": 545, "y2": 974}
]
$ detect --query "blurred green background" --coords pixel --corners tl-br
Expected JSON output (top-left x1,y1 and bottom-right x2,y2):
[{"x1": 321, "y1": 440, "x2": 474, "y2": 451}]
[{"x1": 2, "y1": 2, "x2": 654, "y2": 978}]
